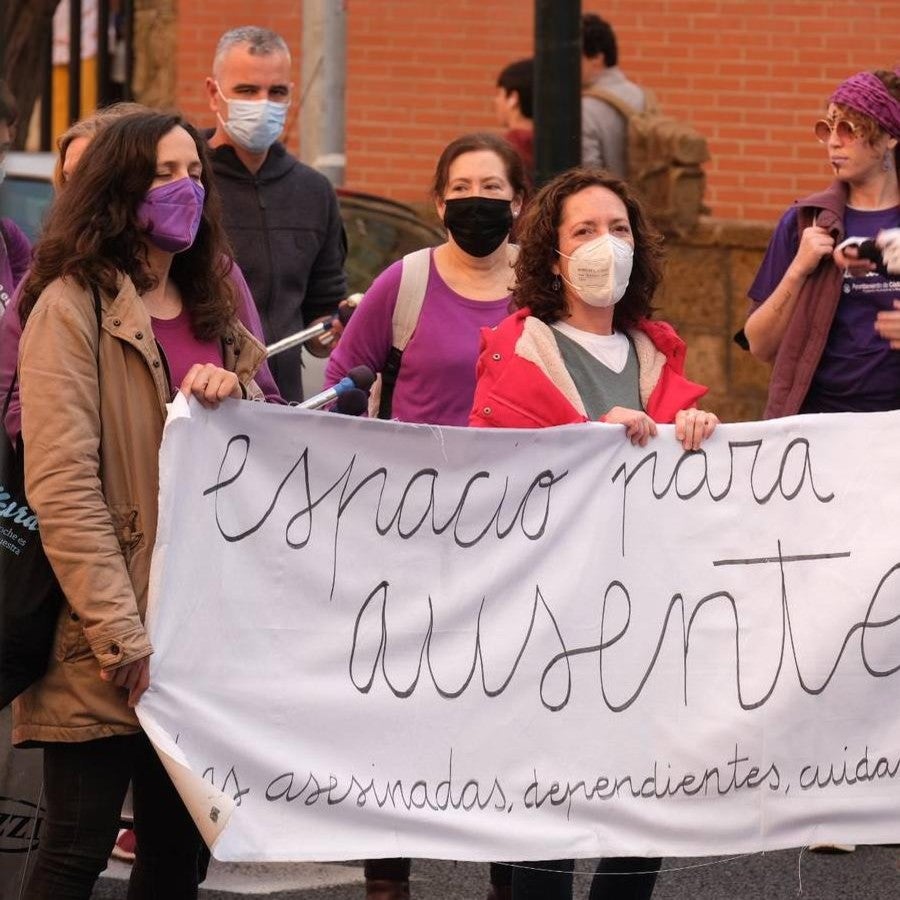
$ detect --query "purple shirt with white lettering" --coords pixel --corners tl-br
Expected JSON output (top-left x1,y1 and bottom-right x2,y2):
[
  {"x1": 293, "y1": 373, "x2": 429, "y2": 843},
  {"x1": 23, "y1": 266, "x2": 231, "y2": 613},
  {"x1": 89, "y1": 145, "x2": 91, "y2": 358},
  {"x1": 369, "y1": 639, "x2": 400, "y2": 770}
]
[{"x1": 749, "y1": 205, "x2": 900, "y2": 412}]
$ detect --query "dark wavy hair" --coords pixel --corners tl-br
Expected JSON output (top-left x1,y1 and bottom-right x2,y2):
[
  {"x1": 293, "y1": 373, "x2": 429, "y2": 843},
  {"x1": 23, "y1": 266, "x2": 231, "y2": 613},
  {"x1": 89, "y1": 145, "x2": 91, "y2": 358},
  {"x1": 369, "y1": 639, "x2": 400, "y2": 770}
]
[
  {"x1": 20, "y1": 111, "x2": 236, "y2": 340},
  {"x1": 512, "y1": 167, "x2": 664, "y2": 329}
]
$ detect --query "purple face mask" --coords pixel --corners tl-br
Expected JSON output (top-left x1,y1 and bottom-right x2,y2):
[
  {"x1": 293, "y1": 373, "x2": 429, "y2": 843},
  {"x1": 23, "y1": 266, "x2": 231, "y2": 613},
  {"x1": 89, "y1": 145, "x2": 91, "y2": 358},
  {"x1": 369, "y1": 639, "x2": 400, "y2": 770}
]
[{"x1": 137, "y1": 177, "x2": 205, "y2": 253}]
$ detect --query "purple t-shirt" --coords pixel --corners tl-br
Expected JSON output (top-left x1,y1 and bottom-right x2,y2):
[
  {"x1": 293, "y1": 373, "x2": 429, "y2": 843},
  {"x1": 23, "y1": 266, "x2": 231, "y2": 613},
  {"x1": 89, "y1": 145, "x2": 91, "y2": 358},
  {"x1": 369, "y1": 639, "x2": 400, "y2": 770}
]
[
  {"x1": 749, "y1": 204, "x2": 900, "y2": 413},
  {"x1": 0, "y1": 218, "x2": 31, "y2": 310},
  {"x1": 0, "y1": 219, "x2": 32, "y2": 436},
  {"x1": 325, "y1": 250, "x2": 511, "y2": 425},
  {"x1": 151, "y1": 310, "x2": 224, "y2": 392}
]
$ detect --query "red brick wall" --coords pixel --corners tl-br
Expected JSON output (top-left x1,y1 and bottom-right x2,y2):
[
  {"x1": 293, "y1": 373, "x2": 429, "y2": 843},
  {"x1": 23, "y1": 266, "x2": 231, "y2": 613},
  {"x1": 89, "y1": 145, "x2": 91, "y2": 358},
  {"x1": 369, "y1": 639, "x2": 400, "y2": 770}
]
[{"x1": 175, "y1": 1, "x2": 900, "y2": 223}]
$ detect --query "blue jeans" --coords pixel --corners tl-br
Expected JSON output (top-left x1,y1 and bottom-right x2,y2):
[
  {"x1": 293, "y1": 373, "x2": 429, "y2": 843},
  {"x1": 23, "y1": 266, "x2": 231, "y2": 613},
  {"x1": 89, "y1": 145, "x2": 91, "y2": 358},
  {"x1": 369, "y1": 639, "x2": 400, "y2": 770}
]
[{"x1": 25, "y1": 732, "x2": 205, "y2": 900}]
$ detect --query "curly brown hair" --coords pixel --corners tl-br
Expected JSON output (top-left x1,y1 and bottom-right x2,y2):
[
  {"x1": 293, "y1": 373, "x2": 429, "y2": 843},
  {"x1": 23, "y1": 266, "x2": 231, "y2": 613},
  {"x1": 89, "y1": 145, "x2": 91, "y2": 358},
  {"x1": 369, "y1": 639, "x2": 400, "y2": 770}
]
[
  {"x1": 512, "y1": 167, "x2": 664, "y2": 329},
  {"x1": 20, "y1": 111, "x2": 236, "y2": 341}
]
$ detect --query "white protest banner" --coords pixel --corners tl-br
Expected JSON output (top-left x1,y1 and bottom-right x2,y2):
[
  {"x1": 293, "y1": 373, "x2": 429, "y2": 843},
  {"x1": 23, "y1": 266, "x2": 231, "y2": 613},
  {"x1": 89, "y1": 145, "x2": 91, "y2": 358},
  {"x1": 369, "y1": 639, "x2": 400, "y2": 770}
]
[{"x1": 139, "y1": 395, "x2": 900, "y2": 861}]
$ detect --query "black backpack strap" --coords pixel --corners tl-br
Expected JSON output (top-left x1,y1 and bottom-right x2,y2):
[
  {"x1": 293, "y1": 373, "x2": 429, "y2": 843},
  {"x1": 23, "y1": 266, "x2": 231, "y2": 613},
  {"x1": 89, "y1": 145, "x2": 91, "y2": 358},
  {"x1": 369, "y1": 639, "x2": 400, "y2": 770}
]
[{"x1": 377, "y1": 346, "x2": 404, "y2": 420}]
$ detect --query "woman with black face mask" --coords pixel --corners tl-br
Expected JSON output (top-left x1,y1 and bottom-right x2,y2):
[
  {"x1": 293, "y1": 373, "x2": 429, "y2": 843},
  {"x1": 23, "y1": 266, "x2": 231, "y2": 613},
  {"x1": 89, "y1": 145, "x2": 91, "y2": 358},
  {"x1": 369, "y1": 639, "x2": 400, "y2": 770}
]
[
  {"x1": 324, "y1": 135, "x2": 525, "y2": 900},
  {"x1": 325, "y1": 132, "x2": 527, "y2": 430}
]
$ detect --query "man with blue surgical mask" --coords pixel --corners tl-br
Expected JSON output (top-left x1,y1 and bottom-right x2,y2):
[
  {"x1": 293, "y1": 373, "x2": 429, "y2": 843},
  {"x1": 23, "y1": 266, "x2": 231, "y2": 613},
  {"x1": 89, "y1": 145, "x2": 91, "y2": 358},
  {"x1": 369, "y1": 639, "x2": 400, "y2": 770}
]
[{"x1": 205, "y1": 26, "x2": 347, "y2": 402}]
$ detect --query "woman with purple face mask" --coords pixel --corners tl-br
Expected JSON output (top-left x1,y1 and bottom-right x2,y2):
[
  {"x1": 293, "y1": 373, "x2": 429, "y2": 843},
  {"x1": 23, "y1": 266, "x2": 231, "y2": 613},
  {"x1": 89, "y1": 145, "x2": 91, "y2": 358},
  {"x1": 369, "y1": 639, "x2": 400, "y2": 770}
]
[
  {"x1": 0, "y1": 103, "x2": 281, "y2": 445},
  {"x1": 743, "y1": 69, "x2": 900, "y2": 417},
  {"x1": 13, "y1": 111, "x2": 267, "y2": 899}
]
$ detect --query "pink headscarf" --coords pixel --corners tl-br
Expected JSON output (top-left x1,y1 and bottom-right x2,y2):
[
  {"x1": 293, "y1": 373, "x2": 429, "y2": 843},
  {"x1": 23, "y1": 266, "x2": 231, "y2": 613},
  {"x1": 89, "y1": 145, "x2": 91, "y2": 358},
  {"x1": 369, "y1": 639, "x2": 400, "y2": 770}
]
[{"x1": 830, "y1": 71, "x2": 900, "y2": 139}]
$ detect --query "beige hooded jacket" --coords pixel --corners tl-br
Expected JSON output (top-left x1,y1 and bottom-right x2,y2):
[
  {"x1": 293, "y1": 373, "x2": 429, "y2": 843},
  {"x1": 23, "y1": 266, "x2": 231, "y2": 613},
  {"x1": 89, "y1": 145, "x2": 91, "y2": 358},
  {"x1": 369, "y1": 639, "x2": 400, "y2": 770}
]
[{"x1": 14, "y1": 274, "x2": 265, "y2": 745}]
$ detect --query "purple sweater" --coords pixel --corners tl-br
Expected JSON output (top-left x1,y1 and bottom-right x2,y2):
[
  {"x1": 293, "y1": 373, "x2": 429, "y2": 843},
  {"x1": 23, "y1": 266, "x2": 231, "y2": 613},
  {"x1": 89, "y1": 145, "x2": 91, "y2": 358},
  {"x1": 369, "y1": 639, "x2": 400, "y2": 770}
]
[
  {"x1": 1, "y1": 260, "x2": 281, "y2": 439},
  {"x1": 0, "y1": 218, "x2": 31, "y2": 435},
  {"x1": 0, "y1": 218, "x2": 30, "y2": 306},
  {"x1": 325, "y1": 250, "x2": 511, "y2": 426}
]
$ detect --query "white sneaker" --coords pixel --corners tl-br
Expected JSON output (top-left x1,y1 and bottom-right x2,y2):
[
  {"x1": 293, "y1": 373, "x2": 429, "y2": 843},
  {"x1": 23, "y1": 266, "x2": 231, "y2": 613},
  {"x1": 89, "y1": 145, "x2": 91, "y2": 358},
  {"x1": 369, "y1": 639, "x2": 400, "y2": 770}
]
[{"x1": 807, "y1": 843, "x2": 856, "y2": 854}]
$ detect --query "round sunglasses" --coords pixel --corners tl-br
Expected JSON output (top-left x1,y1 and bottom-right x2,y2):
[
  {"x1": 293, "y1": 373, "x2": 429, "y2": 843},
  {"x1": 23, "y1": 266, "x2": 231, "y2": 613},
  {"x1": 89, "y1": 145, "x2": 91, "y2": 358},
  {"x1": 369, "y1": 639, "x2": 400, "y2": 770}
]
[{"x1": 814, "y1": 117, "x2": 861, "y2": 143}]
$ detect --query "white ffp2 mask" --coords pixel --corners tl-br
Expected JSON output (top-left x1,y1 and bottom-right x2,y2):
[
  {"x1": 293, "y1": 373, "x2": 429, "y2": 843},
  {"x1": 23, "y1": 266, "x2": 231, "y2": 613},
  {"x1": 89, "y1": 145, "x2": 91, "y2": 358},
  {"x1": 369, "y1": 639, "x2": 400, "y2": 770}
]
[{"x1": 557, "y1": 234, "x2": 634, "y2": 308}]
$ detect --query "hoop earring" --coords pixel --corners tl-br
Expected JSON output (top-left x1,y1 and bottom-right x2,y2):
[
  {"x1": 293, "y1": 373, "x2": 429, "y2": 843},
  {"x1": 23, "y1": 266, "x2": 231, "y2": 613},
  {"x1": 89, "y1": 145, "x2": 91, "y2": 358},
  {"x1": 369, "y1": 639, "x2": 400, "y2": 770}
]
[
  {"x1": 552, "y1": 274, "x2": 562, "y2": 292},
  {"x1": 883, "y1": 152, "x2": 893, "y2": 172}
]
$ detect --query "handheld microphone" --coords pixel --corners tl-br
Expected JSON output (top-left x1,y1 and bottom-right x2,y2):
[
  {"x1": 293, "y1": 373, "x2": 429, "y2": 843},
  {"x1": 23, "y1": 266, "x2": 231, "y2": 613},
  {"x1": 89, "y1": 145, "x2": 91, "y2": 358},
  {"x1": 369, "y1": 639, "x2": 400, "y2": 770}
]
[
  {"x1": 295, "y1": 365, "x2": 376, "y2": 411},
  {"x1": 345, "y1": 364, "x2": 376, "y2": 391},
  {"x1": 338, "y1": 300, "x2": 359, "y2": 325},
  {"x1": 266, "y1": 320, "x2": 333, "y2": 358},
  {"x1": 333, "y1": 388, "x2": 368, "y2": 416}
]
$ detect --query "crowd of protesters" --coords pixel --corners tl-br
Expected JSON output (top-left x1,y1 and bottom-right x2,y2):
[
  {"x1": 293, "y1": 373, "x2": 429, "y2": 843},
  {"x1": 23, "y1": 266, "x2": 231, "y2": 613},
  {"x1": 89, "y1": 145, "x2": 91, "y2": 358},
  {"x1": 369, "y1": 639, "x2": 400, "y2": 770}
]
[{"x1": 0, "y1": 12, "x2": 898, "y2": 900}]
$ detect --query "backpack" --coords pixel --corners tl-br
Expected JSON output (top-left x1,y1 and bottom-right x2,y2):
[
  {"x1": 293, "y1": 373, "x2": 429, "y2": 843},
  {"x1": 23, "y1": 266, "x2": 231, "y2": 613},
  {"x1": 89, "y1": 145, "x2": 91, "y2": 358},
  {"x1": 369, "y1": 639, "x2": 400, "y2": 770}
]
[
  {"x1": 0, "y1": 286, "x2": 102, "y2": 709},
  {"x1": 582, "y1": 87, "x2": 710, "y2": 235},
  {"x1": 368, "y1": 245, "x2": 518, "y2": 419}
]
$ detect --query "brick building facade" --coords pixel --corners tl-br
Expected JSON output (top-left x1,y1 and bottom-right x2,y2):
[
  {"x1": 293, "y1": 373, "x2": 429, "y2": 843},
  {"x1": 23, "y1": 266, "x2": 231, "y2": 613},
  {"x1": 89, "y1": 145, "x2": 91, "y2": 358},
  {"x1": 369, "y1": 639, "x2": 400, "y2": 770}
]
[{"x1": 174, "y1": 0, "x2": 899, "y2": 223}]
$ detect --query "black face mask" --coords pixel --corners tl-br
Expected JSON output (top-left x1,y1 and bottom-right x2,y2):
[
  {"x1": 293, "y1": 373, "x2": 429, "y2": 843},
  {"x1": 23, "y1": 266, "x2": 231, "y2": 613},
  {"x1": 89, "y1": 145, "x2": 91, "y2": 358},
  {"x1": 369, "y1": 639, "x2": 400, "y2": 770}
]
[{"x1": 442, "y1": 196, "x2": 513, "y2": 258}]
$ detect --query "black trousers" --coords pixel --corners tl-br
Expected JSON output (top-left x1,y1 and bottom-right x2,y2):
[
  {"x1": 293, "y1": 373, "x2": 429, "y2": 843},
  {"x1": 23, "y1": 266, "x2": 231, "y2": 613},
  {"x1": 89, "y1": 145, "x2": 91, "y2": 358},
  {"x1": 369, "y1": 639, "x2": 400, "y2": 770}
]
[
  {"x1": 26, "y1": 731, "x2": 206, "y2": 900},
  {"x1": 366, "y1": 859, "x2": 516, "y2": 886},
  {"x1": 510, "y1": 856, "x2": 662, "y2": 900},
  {"x1": 364, "y1": 857, "x2": 412, "y2": 880}
]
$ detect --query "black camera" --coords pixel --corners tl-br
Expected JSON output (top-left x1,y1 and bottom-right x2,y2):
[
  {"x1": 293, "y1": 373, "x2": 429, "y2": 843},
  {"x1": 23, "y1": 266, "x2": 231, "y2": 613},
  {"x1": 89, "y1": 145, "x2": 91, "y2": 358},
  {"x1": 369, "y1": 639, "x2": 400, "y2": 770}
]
[{"x1": 840, "y1": 237, "x2": 888, "y2": 276}]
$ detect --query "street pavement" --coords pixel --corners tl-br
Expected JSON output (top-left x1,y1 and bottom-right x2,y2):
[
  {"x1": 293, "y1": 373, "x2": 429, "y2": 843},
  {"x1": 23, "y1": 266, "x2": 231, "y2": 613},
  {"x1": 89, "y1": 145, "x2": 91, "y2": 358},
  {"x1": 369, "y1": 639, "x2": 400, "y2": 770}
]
[{"x1": 91, "y1": 845, "x2": 900, "y2": 899}]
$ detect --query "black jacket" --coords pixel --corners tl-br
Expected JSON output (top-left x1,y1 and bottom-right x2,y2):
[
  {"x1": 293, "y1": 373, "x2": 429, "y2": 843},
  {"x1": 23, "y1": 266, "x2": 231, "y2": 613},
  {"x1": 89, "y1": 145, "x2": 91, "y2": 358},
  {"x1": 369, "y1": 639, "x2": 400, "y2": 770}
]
[{"x1": 207, "y1": 138, "x2": 347, "y2": 400}]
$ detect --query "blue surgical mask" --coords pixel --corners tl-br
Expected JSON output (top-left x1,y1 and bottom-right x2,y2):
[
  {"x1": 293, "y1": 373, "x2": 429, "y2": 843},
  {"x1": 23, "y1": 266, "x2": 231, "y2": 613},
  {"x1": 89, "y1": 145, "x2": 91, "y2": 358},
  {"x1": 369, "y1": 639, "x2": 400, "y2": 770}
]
[{"x1": 216, "y1": 84, "x2": 288, "y2": 155}]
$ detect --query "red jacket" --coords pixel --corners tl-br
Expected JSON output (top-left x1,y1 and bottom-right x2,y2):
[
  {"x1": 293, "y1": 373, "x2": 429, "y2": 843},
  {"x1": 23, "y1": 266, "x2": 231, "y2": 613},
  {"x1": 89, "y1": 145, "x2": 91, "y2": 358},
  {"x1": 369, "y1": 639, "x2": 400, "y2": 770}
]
[{"x1": 469, "y1": 308, "x2": 708, "y2": 428}]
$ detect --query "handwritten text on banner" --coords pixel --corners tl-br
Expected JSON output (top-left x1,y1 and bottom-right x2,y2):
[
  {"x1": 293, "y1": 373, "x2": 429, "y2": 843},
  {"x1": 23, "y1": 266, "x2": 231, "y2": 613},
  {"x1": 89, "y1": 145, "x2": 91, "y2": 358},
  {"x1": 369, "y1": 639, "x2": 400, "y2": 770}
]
[{"x1": 139, "y1": 397, "x2": 900, "y2": 860}]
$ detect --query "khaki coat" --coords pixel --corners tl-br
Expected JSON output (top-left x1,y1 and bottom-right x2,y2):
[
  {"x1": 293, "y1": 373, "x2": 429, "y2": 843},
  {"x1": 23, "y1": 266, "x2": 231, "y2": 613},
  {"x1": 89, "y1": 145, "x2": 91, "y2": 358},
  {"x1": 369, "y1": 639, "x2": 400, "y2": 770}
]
[{"x1": 14, "y1": 274, "x2": 265, "y2": 745}]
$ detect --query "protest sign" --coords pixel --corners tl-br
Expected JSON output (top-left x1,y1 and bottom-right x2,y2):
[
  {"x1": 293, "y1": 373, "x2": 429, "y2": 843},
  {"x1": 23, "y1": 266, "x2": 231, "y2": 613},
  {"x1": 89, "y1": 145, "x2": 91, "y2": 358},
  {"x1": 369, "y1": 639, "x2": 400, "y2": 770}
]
[{"x1": 139, "y1": 396, "x2": 900, "y2": 860}]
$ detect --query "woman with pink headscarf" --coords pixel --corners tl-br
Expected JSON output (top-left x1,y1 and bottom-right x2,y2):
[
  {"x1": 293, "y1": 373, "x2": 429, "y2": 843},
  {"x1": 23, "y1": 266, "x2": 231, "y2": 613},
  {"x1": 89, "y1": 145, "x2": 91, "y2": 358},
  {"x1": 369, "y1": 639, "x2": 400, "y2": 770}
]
[{"x1": 742, "y1": 69, "x2": 900, "y2": 418}]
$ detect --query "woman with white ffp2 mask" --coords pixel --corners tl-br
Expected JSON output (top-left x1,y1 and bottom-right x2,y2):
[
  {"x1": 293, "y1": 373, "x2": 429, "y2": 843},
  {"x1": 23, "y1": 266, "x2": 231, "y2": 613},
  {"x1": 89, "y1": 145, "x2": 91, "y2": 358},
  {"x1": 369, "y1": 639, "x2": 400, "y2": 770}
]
[
  {"x1": 556, "y1": 231, "x2": 634, "y2": 307},
  {"x1": 470, "y1": 167, "x2": 718, "y2": 900},
  {"x1": 472, "y1": 168, "x2": 718, "y2": 457}
]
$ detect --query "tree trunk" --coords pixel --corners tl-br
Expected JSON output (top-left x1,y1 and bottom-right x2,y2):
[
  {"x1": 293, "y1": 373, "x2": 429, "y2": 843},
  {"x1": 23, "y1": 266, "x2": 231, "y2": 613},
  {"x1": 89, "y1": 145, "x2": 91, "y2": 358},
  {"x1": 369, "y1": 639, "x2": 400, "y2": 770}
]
[{"x1": 2, "y1": 0, "x2": 63, "y2": 148}]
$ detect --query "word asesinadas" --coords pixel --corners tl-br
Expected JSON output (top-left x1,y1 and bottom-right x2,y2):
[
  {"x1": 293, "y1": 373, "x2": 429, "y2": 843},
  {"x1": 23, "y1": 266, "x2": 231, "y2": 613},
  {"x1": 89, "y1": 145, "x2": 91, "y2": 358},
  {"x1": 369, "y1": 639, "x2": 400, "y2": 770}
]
[{"x1": 265, "y1": 750, "x2": 507, "y2": 813}]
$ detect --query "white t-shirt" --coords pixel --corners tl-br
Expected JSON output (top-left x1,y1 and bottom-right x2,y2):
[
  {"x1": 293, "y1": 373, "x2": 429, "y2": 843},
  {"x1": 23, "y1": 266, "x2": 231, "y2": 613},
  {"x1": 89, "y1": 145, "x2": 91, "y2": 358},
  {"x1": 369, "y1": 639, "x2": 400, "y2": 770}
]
[{"x1": 551, "y1": 321, "x2": 630, "y2": 373}]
